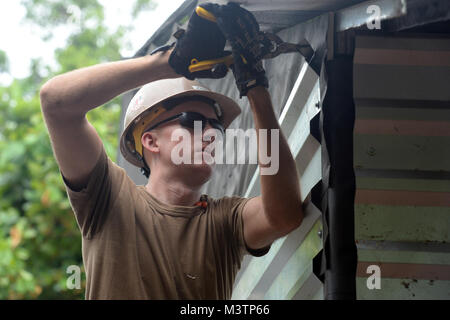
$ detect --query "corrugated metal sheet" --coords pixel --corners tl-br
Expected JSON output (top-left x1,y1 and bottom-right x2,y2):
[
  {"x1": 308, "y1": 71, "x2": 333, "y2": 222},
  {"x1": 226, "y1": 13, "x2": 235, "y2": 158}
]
[
  {"x1": 231, "y1": 58, "x2": 322, "y2": 300},
  {"x1": 353, "y1": 34, "x2": 450, "y2": 299}
]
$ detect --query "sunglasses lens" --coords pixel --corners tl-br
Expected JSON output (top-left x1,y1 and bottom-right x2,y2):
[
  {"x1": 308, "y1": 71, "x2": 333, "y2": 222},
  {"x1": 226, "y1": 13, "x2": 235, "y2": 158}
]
[
  {"x1": 179, "y1": 112, "x2": 203, "y2": 129},
  {"x1": 179, "y1": 112, "x2": 223, "y2": 134}
]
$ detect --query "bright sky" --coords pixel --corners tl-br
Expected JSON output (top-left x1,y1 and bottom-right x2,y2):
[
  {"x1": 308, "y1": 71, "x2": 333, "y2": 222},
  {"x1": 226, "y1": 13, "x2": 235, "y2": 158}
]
[{"x1": 0, "y1": 0, "x2": 185, "y2": 84}]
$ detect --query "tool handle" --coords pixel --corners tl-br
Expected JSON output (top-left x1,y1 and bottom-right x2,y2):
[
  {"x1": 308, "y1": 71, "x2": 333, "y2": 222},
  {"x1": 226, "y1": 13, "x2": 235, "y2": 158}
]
[
  {"x1": 188, "y1": 55, "x2": 234, "y2": 73},
  {"x1": 195, "y1": 6, "x2": 217, "y2": 22}
]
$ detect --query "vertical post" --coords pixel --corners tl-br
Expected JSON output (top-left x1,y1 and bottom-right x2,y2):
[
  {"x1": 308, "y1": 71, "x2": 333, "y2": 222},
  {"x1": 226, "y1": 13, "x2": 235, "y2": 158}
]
[{"x1": 319, "y1": 56, "x2": 357, "y2": 299}]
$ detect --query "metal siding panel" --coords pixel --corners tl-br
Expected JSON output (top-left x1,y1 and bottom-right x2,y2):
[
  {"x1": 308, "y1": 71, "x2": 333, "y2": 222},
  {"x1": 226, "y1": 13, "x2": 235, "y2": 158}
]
[
  {"x1": 358, "y1": 249, "x2": 450, "y2": 265},
  {"x1": 311, "y1": 284, "x2": 324, "y2": 300},
  {"x1": 355, "y1": 34, "x2": 450, "y2": 51},
  {"x1": 356, "y1": 278, "x2": 450, "y2": 300},
  {"x1": 354, "y1": 48, "x2": 450, "y2": 67},
  {"x1": 264, "y1": 219, "x2": 322, "y2": 299},
  {"x1": 355, "y1": 106, "x2": 450, "y2": 121},
  {"x1": 356, "y1": 240, "x2": 450, "y2": 253},
  {"x1": 291, "y1": 272, "x2": 324, "y2": 300},
  {"x1": 357, "y1": 262, "x2": 450, "y2": 280},
  {"x1": 356, "y1": 176, "x2": 450, "y2": 192},
  {"x1": 356, "y1": 189, "x2": 450, "y2": 207},
  {"x1": 231, "y1": 234, "x2": 286, "y2": 299},
  {"x1": 354, "y1": 64, "x2": 450, "y2": 101},
  {"x1": 232, "y1": 60, "x2": 322, "y2": 299},
  {"x1": 353, "y1": 34, "x2": 450, "y2": 299},
  {"x1": 232, "y1": 202, "x2": 322, "y2": 299},
  {"x1": 354, "y1": 135, "x2": 450, "y2": 172},
  {"x1": 355, "y1": 204, "x2": 450, "y2": 242},
  {"x1": 296, "y1": 137, "x2": 321, "y2": 201},
  {"x1": 286, "y1": 264, "x2": 314, "y2": 299},
  {"x1": 279, "y1": 64, "x2": 319, "y2": 138},
  {"x1": 354, "y1": 119, "x2": 450, "y2": 136}
]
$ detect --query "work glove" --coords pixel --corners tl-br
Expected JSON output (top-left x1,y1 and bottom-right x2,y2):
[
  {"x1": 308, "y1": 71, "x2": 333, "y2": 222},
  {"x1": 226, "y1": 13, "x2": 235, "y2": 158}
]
[
  {"x1": 166, "y1": 3, "x2": 231, "y2": 80},
  {"x1": 207, "y1": 2, "x2": 268, "y2": 97}
]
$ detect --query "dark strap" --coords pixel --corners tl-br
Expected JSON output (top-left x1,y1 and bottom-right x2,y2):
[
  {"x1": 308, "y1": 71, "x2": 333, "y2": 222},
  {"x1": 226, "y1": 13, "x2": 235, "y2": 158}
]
[
  {"x1": 150, "y1": 42, "x2": 175, "y2": 55},
  {"x1": 162, "y1": 95, "x2": 223, "y2": 120}
]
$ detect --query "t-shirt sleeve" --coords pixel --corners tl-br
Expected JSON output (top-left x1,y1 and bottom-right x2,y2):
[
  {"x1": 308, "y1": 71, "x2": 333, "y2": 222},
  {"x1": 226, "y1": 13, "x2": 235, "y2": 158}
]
[
  {"x1": 61, "y1": 145, "x2": 125, "y2": 239},
  {"x1": 216, "y1": 196, "x2": 271, "y2": 263}
]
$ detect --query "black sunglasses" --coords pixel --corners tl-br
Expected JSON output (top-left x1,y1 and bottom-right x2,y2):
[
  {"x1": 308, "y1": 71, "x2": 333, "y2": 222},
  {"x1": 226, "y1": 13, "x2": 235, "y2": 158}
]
[{"x1": 144, "y1": 112, "x2": 224, "y2": 134}]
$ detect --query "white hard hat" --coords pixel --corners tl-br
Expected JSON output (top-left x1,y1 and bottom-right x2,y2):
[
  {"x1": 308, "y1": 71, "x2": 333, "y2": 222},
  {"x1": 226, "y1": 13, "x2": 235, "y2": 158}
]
[{"x1": 120, "y1": 77, "x2": 241, "y2": 168}]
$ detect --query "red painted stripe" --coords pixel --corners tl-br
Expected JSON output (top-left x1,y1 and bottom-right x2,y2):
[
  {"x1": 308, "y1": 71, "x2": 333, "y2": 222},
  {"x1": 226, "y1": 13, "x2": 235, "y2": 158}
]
[
  {"x1": 354, "y1": 48, "x2": 450, "y2": 67},
  {"x1": 357, "y1": 261, "x2": 450, "y2": 281},
  {"x1": 356, "y1": 189, "x2": 450, "y2": 207},
  {"x1": 354, "y1": 119, "x2": 450, "y2": 137}
]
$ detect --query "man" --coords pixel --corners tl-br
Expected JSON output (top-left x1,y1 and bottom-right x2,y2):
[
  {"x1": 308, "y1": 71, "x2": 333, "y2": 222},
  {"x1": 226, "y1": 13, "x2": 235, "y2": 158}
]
[{"x1": 39, "y1": 3, "x2": 303, "y2": 299}]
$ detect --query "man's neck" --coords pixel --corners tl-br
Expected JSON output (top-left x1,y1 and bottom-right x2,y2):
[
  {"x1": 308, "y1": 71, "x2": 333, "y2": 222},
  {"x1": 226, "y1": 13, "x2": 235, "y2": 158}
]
[{"x1": 145, "y1": 175, "x2": 202, "y2": 207}]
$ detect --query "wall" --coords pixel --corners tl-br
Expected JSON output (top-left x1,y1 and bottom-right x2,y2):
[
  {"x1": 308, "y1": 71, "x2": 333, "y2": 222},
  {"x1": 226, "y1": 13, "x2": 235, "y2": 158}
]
[{"x1": 353, "y1": 34, "x2": 450, "y2": 299}]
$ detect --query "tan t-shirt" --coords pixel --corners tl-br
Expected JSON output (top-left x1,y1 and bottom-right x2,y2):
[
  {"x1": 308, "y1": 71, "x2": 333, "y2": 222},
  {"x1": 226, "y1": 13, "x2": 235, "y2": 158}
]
[{"x1": 62, "y1": 146, "x2": 270, "y2": 299}]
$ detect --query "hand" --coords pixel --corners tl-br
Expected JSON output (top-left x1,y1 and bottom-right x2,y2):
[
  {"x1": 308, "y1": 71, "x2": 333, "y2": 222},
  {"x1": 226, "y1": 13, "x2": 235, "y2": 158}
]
[
  {"x1": 168, "y1": 3, "x2": 230, "y2": 80},
  {"x1": 208, "y1": 3, "x2": 268, "y2": 97}
]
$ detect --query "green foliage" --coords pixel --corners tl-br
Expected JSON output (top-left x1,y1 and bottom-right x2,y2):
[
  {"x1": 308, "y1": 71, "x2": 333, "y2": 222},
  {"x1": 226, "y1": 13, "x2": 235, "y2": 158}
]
[
  {"x1": 0, "y1": 0, "x2": 155, "y2": 299},
  {"x1": 132, "y1": 0, "x2": 158, "y2": 19},
  {"x1": 54, "y1": 25, "x2": 126, "y2": 73},
  {"x1": 0, "y1": 50, "x2": 8, "y2": 73},
  {"x1": 21, "y1": 0, "x2": 104, "y2": 33}
]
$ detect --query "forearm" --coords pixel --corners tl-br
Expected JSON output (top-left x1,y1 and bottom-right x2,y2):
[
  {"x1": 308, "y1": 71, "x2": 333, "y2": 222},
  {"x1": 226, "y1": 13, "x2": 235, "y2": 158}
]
[
  {"x1": 40, "y1": 50, "x2": 178, "y2": 116},
  {"x1": 247, "y1": 86, "x2": 303, "y2": 230}
]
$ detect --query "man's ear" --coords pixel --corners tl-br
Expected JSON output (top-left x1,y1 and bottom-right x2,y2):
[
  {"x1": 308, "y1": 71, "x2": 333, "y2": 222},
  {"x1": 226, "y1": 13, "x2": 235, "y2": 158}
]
[{"x1": 141, "y1": 131, "x2": 159, "y2": 154}]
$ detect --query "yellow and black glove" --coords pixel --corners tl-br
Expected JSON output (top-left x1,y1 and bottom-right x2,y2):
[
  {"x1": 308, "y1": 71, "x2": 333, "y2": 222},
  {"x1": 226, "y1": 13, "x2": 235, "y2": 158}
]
[
  {"x1": 165, "y1": 3, "x2": 231, "y2": 80},
  {"x1": 206, "y1": 2, "x2": 268, "y2": 97}
]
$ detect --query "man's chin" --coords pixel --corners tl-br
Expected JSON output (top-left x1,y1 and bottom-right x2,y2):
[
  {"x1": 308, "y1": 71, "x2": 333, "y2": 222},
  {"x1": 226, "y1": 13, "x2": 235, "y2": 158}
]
[{"x1": 178, "y1": 162, "x2": 214, "y2": 184}]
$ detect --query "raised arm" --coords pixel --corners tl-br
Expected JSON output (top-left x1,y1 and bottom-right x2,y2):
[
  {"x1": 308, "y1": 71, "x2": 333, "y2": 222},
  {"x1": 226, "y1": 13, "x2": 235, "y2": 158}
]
[
  {"x1": 39, "y1": 50, "x2": 178, "y2": 190},
  {"x1": 242, "y1": 87, "x2": 304, "y2": 250},
  {"x1": 206, "y1": 3, "x2": 304, "y2": 250}
]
